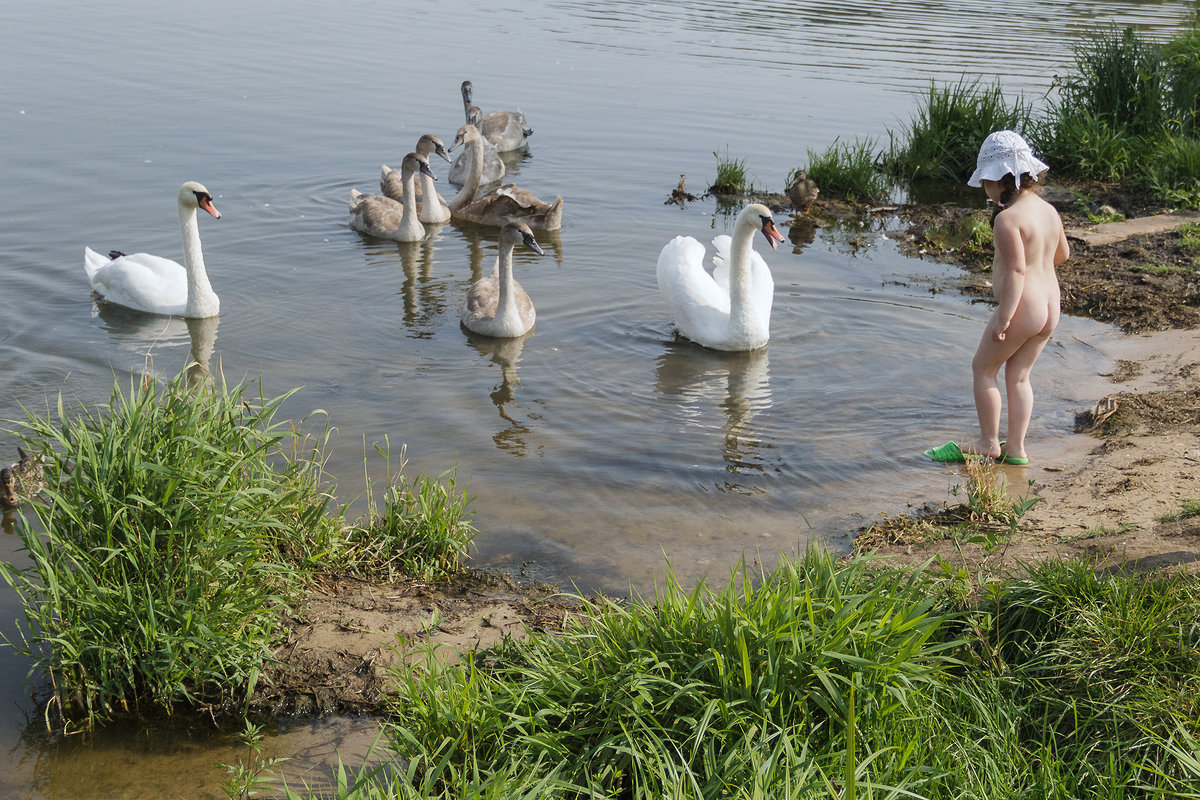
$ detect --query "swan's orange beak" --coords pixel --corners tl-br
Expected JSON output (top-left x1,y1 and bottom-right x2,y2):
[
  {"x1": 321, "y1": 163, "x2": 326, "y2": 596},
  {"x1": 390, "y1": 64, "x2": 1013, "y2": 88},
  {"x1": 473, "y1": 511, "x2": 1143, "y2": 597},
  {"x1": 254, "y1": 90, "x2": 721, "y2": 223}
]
[
  {"x1": 199, "y1": 195, "x2": 221, "y2": 219},
  {"x1": 760, "y1": 217, "x2": 784, "y2": 251}
]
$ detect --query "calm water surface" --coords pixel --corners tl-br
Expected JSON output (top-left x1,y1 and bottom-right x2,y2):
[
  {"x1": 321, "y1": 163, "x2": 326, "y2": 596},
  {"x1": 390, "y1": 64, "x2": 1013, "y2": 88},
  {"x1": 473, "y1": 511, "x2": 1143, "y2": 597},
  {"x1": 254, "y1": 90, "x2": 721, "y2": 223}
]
[{"x1": 1, "y1": 1, "x2": 1195, "y2": 797}]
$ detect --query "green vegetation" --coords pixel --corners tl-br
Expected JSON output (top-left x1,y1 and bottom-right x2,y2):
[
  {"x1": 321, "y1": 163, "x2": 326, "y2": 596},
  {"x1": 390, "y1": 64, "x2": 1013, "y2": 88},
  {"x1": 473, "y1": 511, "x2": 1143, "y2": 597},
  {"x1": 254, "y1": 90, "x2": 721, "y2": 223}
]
[
  {"x1": 787, "y1": 14, "x2": 1200, "y2": 207},
  {"x1": 1180, "y1": 221, "x2": 1200, "y2": 251},
  {"x1": 803, "y1": 137, "x2": 892, "y2": 204},
  {"x1": 0, "y1": 372, "x2": 475, "y2": 731},
  {"x1": 1130, "y1": 261, "x2": 1195, "y2": 275},
  {"x1": 257, "y1": 547, "x2": 1200, "y2": 799},
  {"x1": 709, "y1": 146, "x2": 750, "y2": 195},
  {"x1": 888, "y1": 78, "x2": 1031, "y2": 183},
  {"x1": 1159, "y1": 498, "x2": 1200, "y2": 522}
]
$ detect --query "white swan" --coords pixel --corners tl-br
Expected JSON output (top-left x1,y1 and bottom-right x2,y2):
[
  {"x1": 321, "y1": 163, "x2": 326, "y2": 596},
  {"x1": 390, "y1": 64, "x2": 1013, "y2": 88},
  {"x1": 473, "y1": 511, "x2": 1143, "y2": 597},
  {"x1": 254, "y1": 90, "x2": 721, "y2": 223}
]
[
  {"x1": 656, "y1": 203, "x2": 785, "y2": 351},
  {"x1": 448, "y1": 106, "x2": 506, "y2": 187},
  {"x1": 461, "y1": 79, "x2": 532, "y2": 152},
  {"x1": 350, "y1": 152, "x2": 434, "y2": 242},
  {"x1": 381, "y1": 134, "x2": 452, "y2": 224},
  {"x1": 460, "y1": 220, "x2": 544, "y2": 338},
  {"x1": 448, "y1": 124, "x2": 563, "y2": 230},
  {"x1": 84, "y1": 181, "x2": 222, "y2": 318}
]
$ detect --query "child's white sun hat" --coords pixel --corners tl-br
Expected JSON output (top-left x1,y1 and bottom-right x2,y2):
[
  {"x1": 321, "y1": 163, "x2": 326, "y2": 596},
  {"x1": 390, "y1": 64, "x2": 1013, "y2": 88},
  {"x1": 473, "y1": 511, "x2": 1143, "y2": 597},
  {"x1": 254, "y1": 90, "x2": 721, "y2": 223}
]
[{"x1": 968, "y1": 130, "x2": 1049, "y2": 187}]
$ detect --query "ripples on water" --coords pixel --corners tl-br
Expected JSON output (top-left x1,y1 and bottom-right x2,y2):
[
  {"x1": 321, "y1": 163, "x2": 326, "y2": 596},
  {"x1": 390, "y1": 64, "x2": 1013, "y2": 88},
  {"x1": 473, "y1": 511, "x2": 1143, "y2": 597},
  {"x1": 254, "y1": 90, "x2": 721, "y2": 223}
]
[{"x1": 0, "y1": 1, "x2": 1195, "y2": 797}]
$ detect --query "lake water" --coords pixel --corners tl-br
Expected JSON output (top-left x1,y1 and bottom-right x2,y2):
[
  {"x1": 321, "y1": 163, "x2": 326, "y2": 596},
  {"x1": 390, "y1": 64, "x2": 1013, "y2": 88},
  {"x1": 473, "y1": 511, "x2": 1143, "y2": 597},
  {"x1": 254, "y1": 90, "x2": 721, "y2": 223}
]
[{"x1": 1, "y1": 1, "x2": 1195, "y2": 797}]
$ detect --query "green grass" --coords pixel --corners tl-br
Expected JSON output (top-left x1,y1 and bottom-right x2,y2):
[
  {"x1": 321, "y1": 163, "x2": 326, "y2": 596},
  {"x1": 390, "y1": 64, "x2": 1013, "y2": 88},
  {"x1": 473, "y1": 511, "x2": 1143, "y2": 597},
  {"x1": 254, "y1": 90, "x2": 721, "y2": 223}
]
[
  {"x1": 0, "y1": 371, "x2": 475, "y2": 731},
  {"x1": 886, "y1": 78, "x2": 1031, "y2": 183},
  {"x1": 255, "y1": 547, "x2": 1200, "y2": 800},
  {"x1": 709, "y1": 146, "x2": 749, "y2": 195},
  {"x1": 1180, "y1": 222, "x2": 1200, "y2": 251},
  {"x1": 1159, "y1": 498, "x2": 1200, "y2": 523},
  {"x1": 1130, "y1": 261, "x2": 1195, "y2": 275},
  {"x1": 803, "y1": 137, "x2": 892, "y2": 204}
]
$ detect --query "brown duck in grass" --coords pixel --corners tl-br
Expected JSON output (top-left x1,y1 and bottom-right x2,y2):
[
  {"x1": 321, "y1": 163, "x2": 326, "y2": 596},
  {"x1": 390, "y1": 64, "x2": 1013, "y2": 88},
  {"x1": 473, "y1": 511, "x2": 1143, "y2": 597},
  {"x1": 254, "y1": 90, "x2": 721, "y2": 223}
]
[
  {"x1": 1, "y1": 447, "x2": 44, "y2": 512},
  {"x1": 787, "y1": 170, "x2": 820, "y2": 214}
]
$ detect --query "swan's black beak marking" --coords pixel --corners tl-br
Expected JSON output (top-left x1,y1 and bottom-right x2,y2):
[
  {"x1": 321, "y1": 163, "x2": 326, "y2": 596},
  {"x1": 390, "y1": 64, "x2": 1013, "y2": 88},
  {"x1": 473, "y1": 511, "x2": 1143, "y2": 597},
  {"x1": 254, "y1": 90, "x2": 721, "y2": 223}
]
[
  {"x1": 522, "y1": 232, "x2": 545, "y2": 256},
  {"x1": 760, "y1": 215, "x2": 783, "y2": 251},
  {"x1": 196, "y1": 192, "x2": 221, "y2": 219}
]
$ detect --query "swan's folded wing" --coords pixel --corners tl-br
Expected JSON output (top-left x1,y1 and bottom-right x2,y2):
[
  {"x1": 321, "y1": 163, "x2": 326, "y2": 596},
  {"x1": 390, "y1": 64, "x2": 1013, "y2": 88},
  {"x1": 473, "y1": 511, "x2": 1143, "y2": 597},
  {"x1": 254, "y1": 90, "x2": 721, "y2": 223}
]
[
  {"x1": 90, "y1": 254, "x2": 188, "y2": 313},
  {"x1": 657, "y1": 235, "x2": 731, "y2": 327}
]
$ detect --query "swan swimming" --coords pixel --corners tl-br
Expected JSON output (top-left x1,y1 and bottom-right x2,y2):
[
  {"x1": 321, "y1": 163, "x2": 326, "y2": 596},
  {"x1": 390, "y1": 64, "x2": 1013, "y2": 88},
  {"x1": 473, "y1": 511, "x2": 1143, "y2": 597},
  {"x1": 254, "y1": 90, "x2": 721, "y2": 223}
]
[
  {"x1": 461, "y1": 79, "x2": 532, "y2": 152},
  {"x1": 460, "y1": 220, "x2": 544, "y2": 338},
  {"x1": 84, "y1": 181, "x2": 222, "y2": 318},
  {"x1": 448, "y1": 124, "x2": 563, "y2": 231},
  {"x1": 656, "y1": 203, "x2": 784, "y2": 351},
  {"x1": 381, "y1": 133, "x2": 452, "y2": 224},
  {"x1": 350, "y1": 152, "x2": 435, "y2": 242}
]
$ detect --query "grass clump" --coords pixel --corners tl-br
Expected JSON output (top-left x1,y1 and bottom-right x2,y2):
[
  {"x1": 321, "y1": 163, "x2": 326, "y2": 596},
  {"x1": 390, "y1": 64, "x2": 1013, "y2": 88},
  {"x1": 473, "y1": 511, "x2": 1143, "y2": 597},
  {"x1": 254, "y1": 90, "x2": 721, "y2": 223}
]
[
  {"x1": 1159, "y1": 498, "x2": 1200, "y2": 522},
  {"x1": 384, "y1": 549, "x2": 960, "y2": 798},
  {"x1": 803, "y1": 136, "x2": 892, "y2": 204},
  {"x1": 887, "y1": 78, "x2": 1031, "y2": 184},
  {"x1": 0, "y1": 371, "x2": 475, "y2": 732},
  {"x1": 1, "y1": 374, "x2": 336, "y2": 729},
  {"x1": 343, "y1": 441, "x2": 475, "y2": 582},
  {"x1": 709, "y1": 146, "x2": 749, "y2": 195},
  {"x1": 264, "y1": 546, "x2": 1200, "y2": 799}
]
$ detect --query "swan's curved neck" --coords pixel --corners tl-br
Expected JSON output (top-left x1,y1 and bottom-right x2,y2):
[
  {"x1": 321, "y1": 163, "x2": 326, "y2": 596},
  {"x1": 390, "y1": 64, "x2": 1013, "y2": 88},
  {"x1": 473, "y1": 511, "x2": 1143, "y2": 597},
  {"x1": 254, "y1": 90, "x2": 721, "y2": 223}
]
[
  {"x1": 448, "y1": 136, "x2": 483, "y2": 212},
  {"x1": 727, "y1": 219, "x2": 759, "y2": 329},
  {"x1": 400, "y1": 169, "x2": 422, "y2": 231},
  {"x1": 179, "y1": 204, "x2": 219, "y2": 317},
  {"x1": 495, "y1": 239, "x2": 519, "y2": 327}
]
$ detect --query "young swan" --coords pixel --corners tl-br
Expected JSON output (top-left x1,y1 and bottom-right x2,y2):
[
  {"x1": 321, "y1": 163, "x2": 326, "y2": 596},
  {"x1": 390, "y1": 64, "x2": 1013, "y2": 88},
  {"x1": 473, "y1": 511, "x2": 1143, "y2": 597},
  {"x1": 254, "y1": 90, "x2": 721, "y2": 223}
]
[
  {"x1": 461, "y1": 80, "x2": 533, "y2": 152},
  {"x1": 350, "y1": 152, "x2": 435, "y2": 242},
  {"x1": 447, "y1": 124, "x2": 563, "y2": 231},
  {"x1": 381, "y1": 133, "x2": 452, "y2": 223},
  {"x1": 460, "y1": 220, "x2": 545, "y2": 338},
  {"x1": 657, "y1": 203, "x2": 784, "y2": 352},
  {"x1": 83, "y1": 182, "x2": 222, "y2": 318},
  {"x1": 447, "y1": 106, "x2": 506, "y2": 186}
]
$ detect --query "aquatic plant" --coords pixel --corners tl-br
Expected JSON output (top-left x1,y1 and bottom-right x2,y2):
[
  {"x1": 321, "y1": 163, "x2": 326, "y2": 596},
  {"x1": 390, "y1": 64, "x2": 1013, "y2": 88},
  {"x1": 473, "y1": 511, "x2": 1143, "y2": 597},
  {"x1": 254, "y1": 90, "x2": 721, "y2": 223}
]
[
  {"x1": 804, "y1": 136, "x2": 892, "y2": 204},
  {"x1": 709, "y1": 146, "x2": 749, "y2": 195},
  {"x1": 886, "y1": 78, "x2": 1031, "y2": 184}
]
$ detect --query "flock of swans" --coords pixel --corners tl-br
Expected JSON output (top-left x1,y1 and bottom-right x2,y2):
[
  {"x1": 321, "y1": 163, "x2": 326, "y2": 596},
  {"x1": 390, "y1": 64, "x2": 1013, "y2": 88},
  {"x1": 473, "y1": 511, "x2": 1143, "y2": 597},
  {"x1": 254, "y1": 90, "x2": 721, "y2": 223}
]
[{"x1": 83, "y1": 81, "x2": 786, "y2": 352}]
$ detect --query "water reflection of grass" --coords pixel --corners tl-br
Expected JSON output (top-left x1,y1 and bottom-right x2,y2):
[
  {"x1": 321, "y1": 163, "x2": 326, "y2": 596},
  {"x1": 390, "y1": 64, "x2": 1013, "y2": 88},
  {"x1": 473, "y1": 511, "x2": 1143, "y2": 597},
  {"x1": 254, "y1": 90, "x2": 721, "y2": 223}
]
[{"x1": 0, "y1": 372, "x2": 475, "y2": 733}]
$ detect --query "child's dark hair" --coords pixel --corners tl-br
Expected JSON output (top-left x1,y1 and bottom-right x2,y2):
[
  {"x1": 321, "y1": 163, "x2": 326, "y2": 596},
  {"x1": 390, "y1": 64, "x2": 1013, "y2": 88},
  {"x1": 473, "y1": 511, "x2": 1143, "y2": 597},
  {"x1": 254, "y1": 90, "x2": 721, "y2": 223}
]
[{"x1": 990, "y1": 172, "x2": 1039, "y2": 227}]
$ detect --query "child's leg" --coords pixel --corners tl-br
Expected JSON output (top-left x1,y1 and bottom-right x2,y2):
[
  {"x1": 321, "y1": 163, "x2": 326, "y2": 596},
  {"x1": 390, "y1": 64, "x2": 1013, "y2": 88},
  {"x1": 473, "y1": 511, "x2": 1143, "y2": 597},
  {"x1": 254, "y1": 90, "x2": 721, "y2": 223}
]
[
  {"x1": 1001, "y1": 331, "x2": 1052, "y2": 459},
  {"x1": 972, "y1": 332, "x2": 1023, "y2": 457}
]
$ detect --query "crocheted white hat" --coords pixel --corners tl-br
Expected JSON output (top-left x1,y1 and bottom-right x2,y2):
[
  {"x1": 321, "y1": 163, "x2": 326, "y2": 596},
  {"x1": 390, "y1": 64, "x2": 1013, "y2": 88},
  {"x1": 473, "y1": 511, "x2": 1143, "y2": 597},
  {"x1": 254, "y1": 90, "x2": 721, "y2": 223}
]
[{"x1": 967, "y1": 130, "x2": 1049, "y2": 188}]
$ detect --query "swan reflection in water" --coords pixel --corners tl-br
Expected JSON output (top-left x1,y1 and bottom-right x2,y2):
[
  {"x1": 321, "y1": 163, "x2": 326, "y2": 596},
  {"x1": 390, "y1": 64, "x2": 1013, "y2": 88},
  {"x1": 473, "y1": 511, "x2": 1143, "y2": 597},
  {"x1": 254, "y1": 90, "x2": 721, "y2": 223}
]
[
  {"x1": 93, "y1": 302, "x2": 219, "y2": 385},
  {"x1": 357, "y1": 235, "x2": 446, "y2": 338},
  {"x1": 654, "y1": 343, "x2": 772, "y2": 494},
  {"x1": 463, "y1": 329, "x2": 535, "y2": 456}
]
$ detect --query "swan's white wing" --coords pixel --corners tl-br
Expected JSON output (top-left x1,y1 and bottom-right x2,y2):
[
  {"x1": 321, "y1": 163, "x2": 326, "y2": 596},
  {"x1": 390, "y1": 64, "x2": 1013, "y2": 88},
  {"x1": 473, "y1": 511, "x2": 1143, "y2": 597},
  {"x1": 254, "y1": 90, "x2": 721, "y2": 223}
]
[
  {"x1": 657, "y1": 235, "x2": 734, "y2": 346},
  {"x1": 87, "y1": 251, "x2": 188, "y2": 314},
  {"x1": 711, "y1": 234, "x2": 774, "y2": 316}
]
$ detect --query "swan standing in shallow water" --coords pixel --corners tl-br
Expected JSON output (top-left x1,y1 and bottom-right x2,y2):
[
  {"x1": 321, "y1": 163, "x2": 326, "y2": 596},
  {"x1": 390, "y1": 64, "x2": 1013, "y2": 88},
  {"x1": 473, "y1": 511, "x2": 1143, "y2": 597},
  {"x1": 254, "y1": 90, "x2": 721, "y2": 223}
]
[
  {"x1": 460, "y1": 220, "x2": 544, "y2": 338},
  {"x1": 84, "y1": 182, "x2": 222, "y2": 318},
  {"x1": 350, "y1": 152, "x2": 435, "y2": 241},
  {"x1": 656, "y1": 203, "x2": 785, "y2": 351},
  {"x1": 381, "y1": 134, "x2": 452, "y2": 224},
  {"x1": 460, "y1": 79, "x2": 532, "y2": 152},
  {"x1": 448, "y1": 124, "x2": 563, "y2": 231}
]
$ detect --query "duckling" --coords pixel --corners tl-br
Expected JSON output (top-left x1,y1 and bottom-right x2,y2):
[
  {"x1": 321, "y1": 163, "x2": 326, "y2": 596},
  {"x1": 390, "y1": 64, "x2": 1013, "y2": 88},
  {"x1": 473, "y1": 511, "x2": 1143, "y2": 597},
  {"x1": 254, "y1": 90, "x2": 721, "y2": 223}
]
[
  {"x1": 1, "y1": 447, "x2": 44, "y2": 511},
  {"x1": 786, "y1": 170, "x2": 820, "y2": 214}
]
